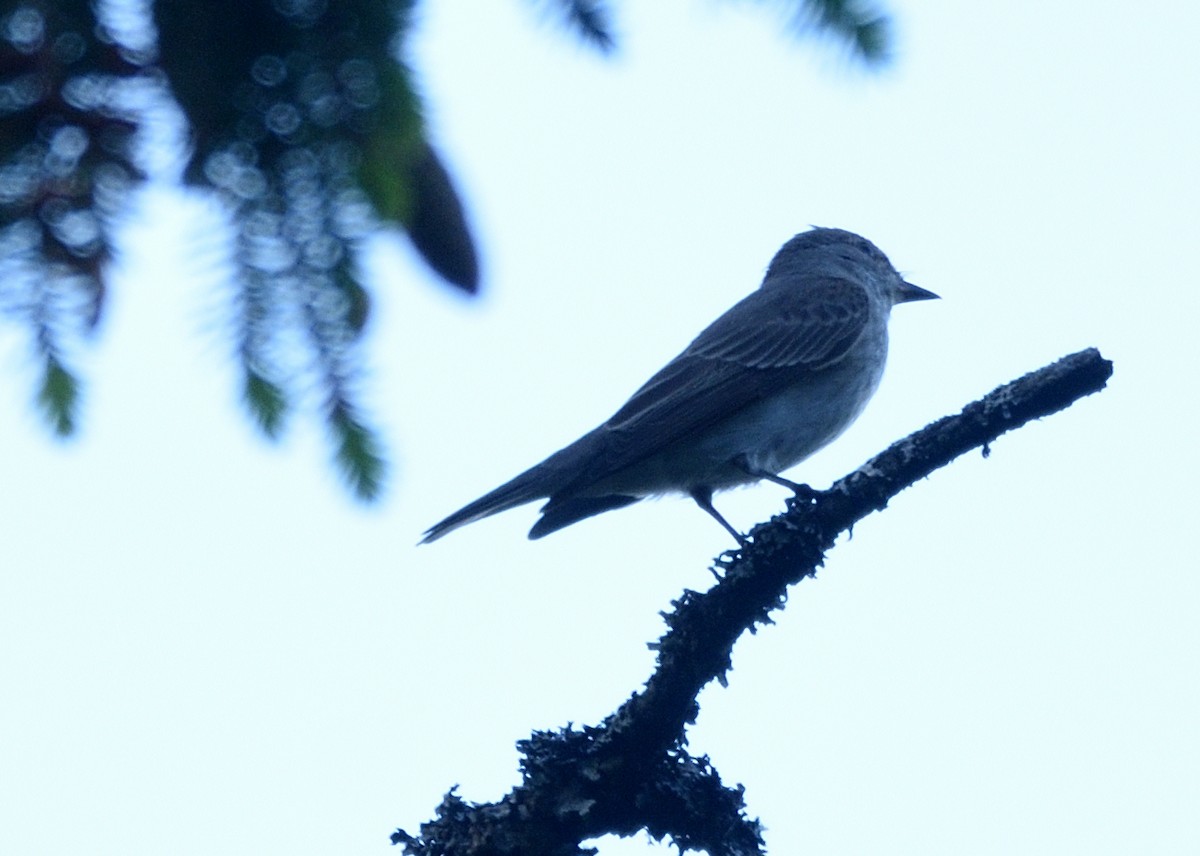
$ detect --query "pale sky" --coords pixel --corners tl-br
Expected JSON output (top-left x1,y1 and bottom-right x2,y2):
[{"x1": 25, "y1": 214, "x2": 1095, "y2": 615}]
[{"x1": 2, "y1": 2, "x2": 1198, "y2": 854}]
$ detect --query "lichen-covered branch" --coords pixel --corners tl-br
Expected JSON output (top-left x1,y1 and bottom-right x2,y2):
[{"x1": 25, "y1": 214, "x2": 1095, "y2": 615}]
[{"x1": 393, "y1": 348, "x2": 1113, "y2": 856}]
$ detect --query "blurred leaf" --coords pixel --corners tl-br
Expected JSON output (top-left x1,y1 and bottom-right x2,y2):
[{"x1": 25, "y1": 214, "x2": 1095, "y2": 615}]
[
  {"x1": 356, "y1": 61, "x2": 478, "y2": 292},
  {"x1": 851, "y1": 15, "x2": 889, "y2": 61},
  {"x1": 536, "y1": 0, "x2": 617, "y2": 53},
  {"x1": 784, "y1": 0, "x2": 892, "y2": 63},
  {"x1": 356, "y1": 59, "x2": 423, "y2": 223},
  {"x1": 242, "y1": 369, "x2": 289, "y2": 439},
  {"x1": 36, "y1": 355, "x2": 79, "y2": 437},
  {"x1": 330, "y1": 402, "x2": 386, "y2": 502},
  {"x1": 334, "y1": 266, "x2": 372, "y2": 335},
  {"x1": 406, "y1": 142, "x2": 479, "y2": 293}
]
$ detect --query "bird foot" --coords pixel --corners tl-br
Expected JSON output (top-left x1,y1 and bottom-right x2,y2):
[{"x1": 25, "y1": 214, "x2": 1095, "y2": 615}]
[{"x1": 786, "y1": 482, "x2": 822, "y2": 505}]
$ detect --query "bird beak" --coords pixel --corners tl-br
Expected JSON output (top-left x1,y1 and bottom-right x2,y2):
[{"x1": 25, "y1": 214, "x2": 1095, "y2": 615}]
[{"x1": 895, "y1": 280, "x2": 939, "y2": 303}]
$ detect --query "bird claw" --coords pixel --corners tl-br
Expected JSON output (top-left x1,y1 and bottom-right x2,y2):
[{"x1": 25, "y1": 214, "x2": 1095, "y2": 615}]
[
  {"x1": 786, "y1": 483, "x2": 822, "y2": 506},
  {"x1": 792, "y1": 480, "x2": 820, "y2": 501}
]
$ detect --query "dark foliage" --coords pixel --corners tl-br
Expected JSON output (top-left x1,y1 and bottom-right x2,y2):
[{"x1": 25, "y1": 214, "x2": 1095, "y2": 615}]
[
  {"x1": 151, "y1": 0, "x2": 468, "y2": 499},
  {"x1": 537, "y1": 0, "x2": 891, "y2": 62},
  {"x1": 0, "y1": 0, "x2": 892, "y2": 494},
  {"x1": 0, "y1": 0, "x2": 141, "y2": 434}
]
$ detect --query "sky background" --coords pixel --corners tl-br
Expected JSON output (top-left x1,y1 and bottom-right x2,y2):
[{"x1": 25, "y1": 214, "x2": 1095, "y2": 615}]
[{"x1": 2, "y1": 1, "x2": 1198, "y2": 854}]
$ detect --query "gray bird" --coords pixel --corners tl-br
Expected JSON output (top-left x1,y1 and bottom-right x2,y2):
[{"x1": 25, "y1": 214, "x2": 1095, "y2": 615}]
[{"x1": 421, "y1": 227, "x2": 937, "y2": 544}]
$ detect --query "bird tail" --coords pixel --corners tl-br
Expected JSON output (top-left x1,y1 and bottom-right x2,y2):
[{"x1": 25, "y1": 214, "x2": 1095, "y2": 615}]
[
  {"x1": 419, "y1": 465, "x2": 552, "y2": 544},
  {"x1": 420, "y1": 426, "x2": 626, "y2": 543}
]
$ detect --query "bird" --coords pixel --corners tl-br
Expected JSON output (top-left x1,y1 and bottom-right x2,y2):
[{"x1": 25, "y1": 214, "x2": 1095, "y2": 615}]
[{"x1": 421, "y1": 227, "x2": 937, "y2": 544}]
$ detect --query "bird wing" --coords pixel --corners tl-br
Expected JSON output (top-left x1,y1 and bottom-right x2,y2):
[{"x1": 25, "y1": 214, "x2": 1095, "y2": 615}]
[
  {"x1": 555, "y1": 277, "x2": 871, "y2": 492},
  {"x1": 682, "y1": 277, "x2": 870, "y2": 372}
]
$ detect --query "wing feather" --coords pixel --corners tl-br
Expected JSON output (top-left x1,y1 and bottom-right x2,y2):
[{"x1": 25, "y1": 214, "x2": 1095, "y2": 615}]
[{"x1": 554, "y1": 277, "x2": 870, "y2": 493}]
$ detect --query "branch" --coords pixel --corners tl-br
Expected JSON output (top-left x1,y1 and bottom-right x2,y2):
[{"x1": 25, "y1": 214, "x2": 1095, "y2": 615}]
[{"x1": 393, "y1": 348, "x2": 1113, "y2": 855}]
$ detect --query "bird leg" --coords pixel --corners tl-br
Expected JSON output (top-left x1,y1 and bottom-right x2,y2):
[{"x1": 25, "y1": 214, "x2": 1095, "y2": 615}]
[
  {"x1": 688, "y1": 486, "x2": 745, "y2": 545},
  {"x1": 732, "y1": 455, "x2": 820, "y2": 503}
]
